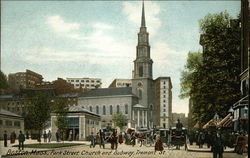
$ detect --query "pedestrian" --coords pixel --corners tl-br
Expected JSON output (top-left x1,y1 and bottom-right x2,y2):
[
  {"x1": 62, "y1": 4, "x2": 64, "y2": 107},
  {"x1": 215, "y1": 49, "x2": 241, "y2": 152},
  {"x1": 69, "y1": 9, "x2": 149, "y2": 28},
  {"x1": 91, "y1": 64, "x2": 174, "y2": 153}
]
[
  {"x1": 43, "y1": 131, "x2": 47, "y2": 143},
  {"x1": 95, "y1": 132, "x2": 101, "y2": 148},
  {"x1": 10, "y1": 132, "x2": 14, "y2": 144},
  {"x1": 118, "y1": 132, "x2": 123, "y2": 144},
  {"x1": 235, "y1": 132, "x2": 247, "y2": 154},
  {"x1": 155, "y1": 135, "x2": 164, "y2": 152},
  {"x1": 89, "y1": 132, "x2": 95, "y2": 148},
  {"x1": 48, "y1": 130, "x2": 52, "y2": 142},
  {"x1": 110, "y1": 129, "x2": 118, "y2": 150},
  {"x1": 99, "y1": 129, "x2": 105, "y2": 149},
  {"x1": 212, "y1": 130, "x2": 224, "y2": 158},
  {"x1": 4, "y1": 130, "x2": 7, "y2": 147},
  {"x1": 56, "y1": 130, "x2": 59, "y2": 142},
  {"x1": 18, "y1": 130, "x2": 25, "y2": 150}
]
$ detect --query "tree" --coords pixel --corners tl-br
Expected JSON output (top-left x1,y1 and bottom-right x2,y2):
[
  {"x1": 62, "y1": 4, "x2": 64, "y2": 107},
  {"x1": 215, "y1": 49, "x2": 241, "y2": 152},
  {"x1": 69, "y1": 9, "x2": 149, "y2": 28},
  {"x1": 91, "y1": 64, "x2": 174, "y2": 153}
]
[
  {"x1": 0, "y1": 71, "x2": 8, "y2": 90},
  {"x1": 179, "y1": 11, "x2": 241, "y2": 125},
  {"x1": 52, "y1": 99, "x2": 69, "y2": 142},
  {"x1": 24, "y1": 92, "x2": 52, "y2": 140},
  {"x1": 112, "y1": 113, "x2": 127, "y2": 130}
]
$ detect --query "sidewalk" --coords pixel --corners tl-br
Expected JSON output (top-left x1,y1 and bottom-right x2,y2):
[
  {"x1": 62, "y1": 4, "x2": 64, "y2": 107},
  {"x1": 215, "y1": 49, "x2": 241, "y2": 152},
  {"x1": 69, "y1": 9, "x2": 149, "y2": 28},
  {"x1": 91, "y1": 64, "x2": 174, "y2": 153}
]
[
  {"x1": 0, "y1": 139, "x2": 89, "y2": 157},
  {"x1": 187, "y1": 145, "x2": 235, "y2": 153}
]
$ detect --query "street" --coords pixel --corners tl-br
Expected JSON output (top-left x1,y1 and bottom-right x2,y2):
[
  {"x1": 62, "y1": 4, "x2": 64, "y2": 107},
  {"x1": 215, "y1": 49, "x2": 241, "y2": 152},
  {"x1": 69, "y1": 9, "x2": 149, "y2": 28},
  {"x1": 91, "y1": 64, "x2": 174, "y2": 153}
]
[{"x1": 1, "y1": 140, "x2": 247, "y2": 158}]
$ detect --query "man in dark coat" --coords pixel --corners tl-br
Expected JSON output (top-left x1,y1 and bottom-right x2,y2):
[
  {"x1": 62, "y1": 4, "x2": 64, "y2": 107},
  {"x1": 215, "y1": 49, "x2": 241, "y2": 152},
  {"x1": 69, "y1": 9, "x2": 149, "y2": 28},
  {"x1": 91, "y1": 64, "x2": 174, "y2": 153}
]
[
  {"x1": 4, "y1": 130, "x2": 7, "y2": 147},
  {"x1": 18, "y1": 131, "x2": 25, "y2": 150},
  {"x1": 48, "y1": 130, "x2": 52, "y2": 143},
  {"x1": 212, "y1": 130, "x2": 224, "y2": 158}
]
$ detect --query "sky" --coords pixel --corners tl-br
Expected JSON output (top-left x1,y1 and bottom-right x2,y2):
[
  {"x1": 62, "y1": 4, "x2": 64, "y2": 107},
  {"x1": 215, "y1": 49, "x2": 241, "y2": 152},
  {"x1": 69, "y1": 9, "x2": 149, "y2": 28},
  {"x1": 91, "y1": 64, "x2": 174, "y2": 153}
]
[{"x1": 1, "y1": 0, "x2": 240, "y2": 116}]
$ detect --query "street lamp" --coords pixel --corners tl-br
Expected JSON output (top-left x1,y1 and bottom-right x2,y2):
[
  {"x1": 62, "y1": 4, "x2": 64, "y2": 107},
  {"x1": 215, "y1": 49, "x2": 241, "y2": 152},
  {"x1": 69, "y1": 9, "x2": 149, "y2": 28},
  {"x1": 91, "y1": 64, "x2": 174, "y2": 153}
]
[{"x1": 228, "y1": 106, "x2": 234, "y2": 113}]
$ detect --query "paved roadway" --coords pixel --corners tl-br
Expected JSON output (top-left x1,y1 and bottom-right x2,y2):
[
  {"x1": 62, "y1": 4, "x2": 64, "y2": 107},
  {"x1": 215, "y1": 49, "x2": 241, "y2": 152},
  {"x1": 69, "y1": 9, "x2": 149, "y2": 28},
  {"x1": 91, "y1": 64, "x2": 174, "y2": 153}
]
[{"x1": 1, "y1": 140, "x2": 248, "y2": 158}]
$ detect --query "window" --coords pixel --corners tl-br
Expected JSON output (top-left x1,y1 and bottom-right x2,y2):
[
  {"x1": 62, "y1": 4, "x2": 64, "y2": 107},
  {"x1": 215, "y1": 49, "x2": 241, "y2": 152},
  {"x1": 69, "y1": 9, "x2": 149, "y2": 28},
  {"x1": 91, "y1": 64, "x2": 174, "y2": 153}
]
[
  {"x1": 163, "y1": 104, "x2": 166, "y2": 107},
  {"x1": 117, "y1": 105, "x2": 120, "y2": 113},
  {"x1": 76, "y1": 80, "x2": 79, "y2": 82},
  {"x1": 6, "y1": 120, "x2": 12, "y2": 126},
  {"x1": 97, "y1": 80, "x2": 100, "y2": 83},
  {"x1": 163, "y1": 95, "x2": 166, "y2": 98},
  {"x1": 163, "y1": 90, "x2": 166, "y2": 93},
  {"x1": 71, "y1": 80, "x2": 74, "y2": 82},
  {"x1": 103, "y1": 106, "x2": 106, "y2": 115},
  {"x1": 139, "y1": 66, "x2": 143, "y2": 77},
  {"x1": 14, "y1": 121, "x2": 20, "y2": 127},
  {"x1": 163, "y1": 100, "x2": 166, "y2": 103},
  {"x1": 89, "y1": 106, "x2": 92, "y2": 112},
  {"x1": 110, "y1": 105, "x2": 113, "y2": 115},
  {"x1": 0, "y1": 120, "x2": 2, "y2": 125},
  {"x1": 163, "y1": 81, "x2": 166, "y2": 84},
  {"x1": 76, "y1": 84, "x2": 79, "y2": 87},
  {"x1": 86, "y1": 80, "x2": 89, "y2": 82},
  {"x1": 96, "y1": 106, "x2": 99, "y2": 114},
  {"x1": 138, "y1": 89, "x2": 142, "y2": 99},
  {"x1": 163, "y1": 86, "x2": 166, "y2": 89},
  {"x1": 81, "y1": 80, "x2": 84, "y2": 82},
  {"x1": 125, "y1": 104, "x2": 128, "y2": 114},
  {"x1": 91, "y1": 80, "x2": 95, "y2": 83},
  {"x1": 163, "y1": 109, "x2": 166, "y2": 112}
]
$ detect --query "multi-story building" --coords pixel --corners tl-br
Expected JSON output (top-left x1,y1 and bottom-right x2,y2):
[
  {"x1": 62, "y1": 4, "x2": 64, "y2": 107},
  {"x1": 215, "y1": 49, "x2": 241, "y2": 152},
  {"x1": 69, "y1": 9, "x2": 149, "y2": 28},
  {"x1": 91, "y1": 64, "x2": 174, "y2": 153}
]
[
  {"x1": 8, "y1": 69, "x2": 43, "y2": 90},
  {"x1": 232, "y1": 0, "x2": 249, "y2": 132},
  {"x1": 66, "y1": 78, "x2": 102, "y2": 89},
  {"x1": 36, "y1": 78, "x2": 76, "y2": 95},
  {"x1": 154, "y1": 77, "x2": 172, "y2": 128},
  {"x1": 109, "y1": 79, "x2": 132, "y2": 88}
]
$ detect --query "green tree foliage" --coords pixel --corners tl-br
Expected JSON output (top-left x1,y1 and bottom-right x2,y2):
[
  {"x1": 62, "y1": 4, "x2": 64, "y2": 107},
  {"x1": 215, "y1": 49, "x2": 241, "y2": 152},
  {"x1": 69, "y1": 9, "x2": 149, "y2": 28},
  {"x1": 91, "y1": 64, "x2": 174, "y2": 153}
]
[
  {"x1": 0, "y1": 71, "x2": 8, "y2": 89},
  {"x1": 52, "y1": 99, "x2": 69, "y2": 141},
  {"x1": 24, "y1": 92, "x2": 52, "y2": 137},
  {"x1": 180, "y1": 11, "x2": 241, "y2": 125},
  {"x1": 112, "y1": 113, "x2": 127, "y2": 130}
]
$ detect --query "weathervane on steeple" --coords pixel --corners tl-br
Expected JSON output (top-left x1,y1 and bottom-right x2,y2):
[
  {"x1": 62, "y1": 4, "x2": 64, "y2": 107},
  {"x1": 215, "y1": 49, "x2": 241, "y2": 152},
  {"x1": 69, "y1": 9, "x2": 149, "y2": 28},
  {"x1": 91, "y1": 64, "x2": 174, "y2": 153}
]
[{"x1": 141, "y1": 0, "x2": 146, "y2": 27}]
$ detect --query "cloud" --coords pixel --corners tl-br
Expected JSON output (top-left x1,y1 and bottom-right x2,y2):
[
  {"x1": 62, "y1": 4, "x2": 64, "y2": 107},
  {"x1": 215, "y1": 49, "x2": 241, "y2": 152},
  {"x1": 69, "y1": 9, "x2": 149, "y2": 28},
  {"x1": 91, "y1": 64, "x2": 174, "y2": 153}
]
[
  {"x1": 46, "y1": 15, "x2": 80, "y2": 33},
  {"x1": 122, "y1": 1, "x2": 161, "y2": 36}
]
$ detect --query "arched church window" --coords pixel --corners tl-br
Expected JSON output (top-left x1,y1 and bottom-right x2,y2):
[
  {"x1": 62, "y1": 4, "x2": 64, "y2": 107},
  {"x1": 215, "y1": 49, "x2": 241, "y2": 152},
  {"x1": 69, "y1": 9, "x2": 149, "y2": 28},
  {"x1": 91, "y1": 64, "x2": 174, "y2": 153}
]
[
  {"x1": 138, "y1": 89, "x2": 142, "y2": 99},
  {"x1": 96, "y1": 106, "x2": 99, "y2": 114},
  {"x1": 139, "y1": 65, "x2": 143, "y2": 77},
  {"x1": 117, "y1": 105, "x2": 120, "y2": 113},
  {"x1": 125, "y1": 104, "x2": 128, "y2": 114},
  {"x1": 103, "y1": 106, "x2": 106, "y2": 115},
  {"x1": 89, "y1": 106, "x2": 92, "y2": 112},
  {"x1": 110, "y1": 105, "x2": 113, "y2": 115}
]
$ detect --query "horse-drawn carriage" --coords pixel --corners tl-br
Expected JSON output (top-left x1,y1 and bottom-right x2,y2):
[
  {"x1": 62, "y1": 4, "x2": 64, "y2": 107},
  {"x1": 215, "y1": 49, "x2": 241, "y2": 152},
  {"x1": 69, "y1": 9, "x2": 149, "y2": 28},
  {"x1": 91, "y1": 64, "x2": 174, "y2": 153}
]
[{"x1": 159, "y1": 127, "x2": 187, "y2": 149}]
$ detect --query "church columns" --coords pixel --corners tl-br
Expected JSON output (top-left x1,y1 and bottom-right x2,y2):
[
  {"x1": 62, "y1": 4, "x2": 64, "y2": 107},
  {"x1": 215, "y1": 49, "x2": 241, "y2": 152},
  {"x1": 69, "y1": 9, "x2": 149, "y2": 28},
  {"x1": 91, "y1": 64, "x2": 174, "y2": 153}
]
[
  {"x1": 132, "y1": 110, "x2": 134, "y2": 120},
  {"x1": 142, "y1": 110, "x2": 145, "y2": 127},
  {"x1": 145, "y1": 110, "x2": 147, "y2": 127},
  {"x1": 137, "y1": 110, "x2": 140, "y2": 127}
]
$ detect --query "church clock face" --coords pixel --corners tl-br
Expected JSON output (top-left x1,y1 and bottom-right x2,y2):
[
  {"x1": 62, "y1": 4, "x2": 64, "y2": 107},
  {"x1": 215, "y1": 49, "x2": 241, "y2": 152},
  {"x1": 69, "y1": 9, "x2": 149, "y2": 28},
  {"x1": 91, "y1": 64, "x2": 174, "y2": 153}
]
[{"x1": 138, "y1": 82, "x2": 143, "y2": 87}]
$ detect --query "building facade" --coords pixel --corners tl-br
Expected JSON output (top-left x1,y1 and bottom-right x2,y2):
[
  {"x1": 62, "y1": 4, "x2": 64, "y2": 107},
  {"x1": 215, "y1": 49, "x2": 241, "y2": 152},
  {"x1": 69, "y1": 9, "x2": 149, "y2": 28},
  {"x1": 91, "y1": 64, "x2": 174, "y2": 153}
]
[
  {"x1": 154, "y1": 77, "x2": 172, "y2": 128},
  {"x1": 8, "y1": 69, "x2": 43, "y2": 90},
  {"x1": 109, "y1": 79, "x2": 132, "y2": 88},
  {"x1": 0, "y1": 109, "x2": 24, "y2": 140},
  {"x1": 66, "y1": 78, "x2": 102, "y2": 89},
  {"x1": 51, "y1": 106, "x2": 101, "y2": 141},
  {"x1": 78, "y1": 87, "x2": 139, "y2": 128}
]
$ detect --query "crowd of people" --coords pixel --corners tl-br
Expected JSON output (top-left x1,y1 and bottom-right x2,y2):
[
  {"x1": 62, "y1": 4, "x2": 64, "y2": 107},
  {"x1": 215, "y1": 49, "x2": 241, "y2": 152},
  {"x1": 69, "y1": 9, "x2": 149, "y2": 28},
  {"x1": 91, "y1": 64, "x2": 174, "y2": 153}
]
[
  {"x1": 3, "y1": 130, "x2": 25, "y2": 150},
  {"x1": 87, "y1": 128, "x2": 164, "y2": 152}
]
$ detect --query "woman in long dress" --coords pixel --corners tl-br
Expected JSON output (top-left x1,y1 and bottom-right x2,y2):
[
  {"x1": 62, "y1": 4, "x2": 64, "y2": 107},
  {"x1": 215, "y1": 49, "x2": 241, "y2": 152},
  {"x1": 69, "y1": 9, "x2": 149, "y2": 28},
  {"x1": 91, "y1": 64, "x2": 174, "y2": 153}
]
[{"x1": 155, "y1": 135, "x2": 164, "y2": 152}]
